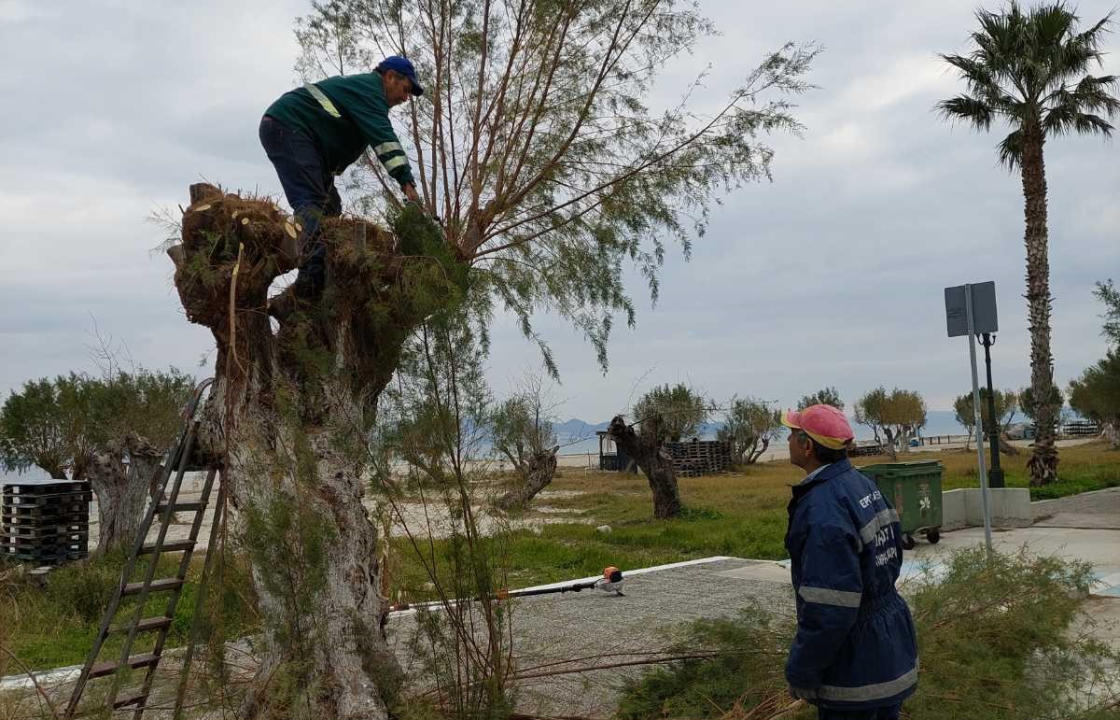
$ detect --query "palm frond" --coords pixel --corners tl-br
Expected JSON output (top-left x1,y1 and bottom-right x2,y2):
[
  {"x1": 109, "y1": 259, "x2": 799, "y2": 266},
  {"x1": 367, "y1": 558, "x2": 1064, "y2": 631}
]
[
  {"x1": 996, "y1": 129, "x2": 1024, "y2": 170},
  {"x1": 939, "y1": 2, "x2": 1119, "y2": 146},
  {"x1": 938, "y1": 94, "x2": 994, "y2": 130}
]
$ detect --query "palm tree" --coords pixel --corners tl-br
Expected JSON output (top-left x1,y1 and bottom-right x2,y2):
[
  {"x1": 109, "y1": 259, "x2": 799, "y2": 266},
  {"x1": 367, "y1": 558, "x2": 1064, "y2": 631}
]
[{"x1": 939, "y1": 3, "x2": 1119, "y2": 486}]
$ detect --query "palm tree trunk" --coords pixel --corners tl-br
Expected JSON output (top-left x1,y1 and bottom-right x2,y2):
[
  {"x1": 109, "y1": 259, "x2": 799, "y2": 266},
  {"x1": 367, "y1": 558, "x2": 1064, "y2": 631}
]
[{"x1": 1020, "y1": 123, "x2": 1059, "y2": 486}]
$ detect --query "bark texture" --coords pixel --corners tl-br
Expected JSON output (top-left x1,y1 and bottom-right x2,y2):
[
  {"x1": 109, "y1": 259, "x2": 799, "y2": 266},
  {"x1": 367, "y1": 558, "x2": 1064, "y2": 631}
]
[
  {"x1": 167, "y1": 183, "x2": 462, "y2": 719},
  {"x1": 1020, "y1": 125, "x2": 1059, "y2": 486},
  {"x1": 84, "y1": 434, "x2": 162, "y2": 555},
  {"x1": 494, "y1": 445, "x2": 559, "y2": 511},
  {"x1": 607, "y1": 415, "x2": 681, "y2": 519}
]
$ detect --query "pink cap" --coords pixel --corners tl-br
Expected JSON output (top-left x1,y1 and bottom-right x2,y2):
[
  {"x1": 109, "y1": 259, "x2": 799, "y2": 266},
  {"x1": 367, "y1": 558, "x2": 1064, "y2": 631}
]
[{"x1": 781, "y1": 404, "x2": 853, "y2": 450}]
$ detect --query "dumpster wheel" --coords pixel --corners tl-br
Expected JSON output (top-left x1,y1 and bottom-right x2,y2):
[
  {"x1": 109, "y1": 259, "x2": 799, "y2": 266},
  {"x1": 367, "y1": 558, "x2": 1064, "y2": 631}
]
[
  {"x1": 926, "y1": 529, "x2": 940, "y2": 544},
  {"x1": 901, "y1": 533, "x2": 916, "y2": 550}
]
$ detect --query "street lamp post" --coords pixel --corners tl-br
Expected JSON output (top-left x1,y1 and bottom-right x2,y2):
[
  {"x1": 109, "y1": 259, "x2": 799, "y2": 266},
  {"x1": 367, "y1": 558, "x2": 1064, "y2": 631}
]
[{"x1": 980, "y1": 333, "x2": 1005, "y2": 489}]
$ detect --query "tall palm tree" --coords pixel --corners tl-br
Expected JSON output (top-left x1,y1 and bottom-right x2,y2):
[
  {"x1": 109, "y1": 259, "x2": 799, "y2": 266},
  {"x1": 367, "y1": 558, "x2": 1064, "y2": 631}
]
[{"x1": 939, "y1": 2, "x2": 1119, "y2": 485}]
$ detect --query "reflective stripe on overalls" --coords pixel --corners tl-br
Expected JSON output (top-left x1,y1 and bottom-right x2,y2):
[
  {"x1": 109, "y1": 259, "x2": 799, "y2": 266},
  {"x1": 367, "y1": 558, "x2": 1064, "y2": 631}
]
[{"x1": 304, "y1": 83, "x2": 341, "y2": 118}]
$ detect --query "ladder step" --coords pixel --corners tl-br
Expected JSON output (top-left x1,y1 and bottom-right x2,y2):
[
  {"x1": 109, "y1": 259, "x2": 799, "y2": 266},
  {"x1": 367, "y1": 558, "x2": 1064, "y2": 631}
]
[
  {"x1": 122, "y1": 578, "x2": 185, "y2": 596},
  {"x1": 140, "y1": 540, "x2": 195, "y2": 554},
  {"x1": 88, "y1": 653, "x2": 159, "y2": 679},
  {"x1": 113, "y1": 692, "x2": 149, "y2": 709},
  {"x1": 110, "y1": 616, "x2": 172, "y2": 635},
  {"x1": 156, "y1": 501, "x2": 203, "y2": 513}
]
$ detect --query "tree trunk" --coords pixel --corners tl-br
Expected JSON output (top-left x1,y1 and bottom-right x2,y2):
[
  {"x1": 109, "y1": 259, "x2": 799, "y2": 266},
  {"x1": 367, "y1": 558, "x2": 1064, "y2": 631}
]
[
  {"x1": 168, "y1": 184, "x2": 463, "y2": 718},
  {"x1": 883, "y1": 428, "x2": 898, "y2": 461},
  {"x1": 494, "y1": 446, "x2": 559, "y2": 510},
  {"x1": 1020, "y1": 124, "x2": 1059, "y2": 486},
  {"x1": 86, "y1": 434, "x2": 162, "y2": 556},
  {"x1": 745, "y1": 437, "x2": 769, "y2": 465},
  {"x1": 607, "y1": 415, "x2": 681, "y2": 519}
]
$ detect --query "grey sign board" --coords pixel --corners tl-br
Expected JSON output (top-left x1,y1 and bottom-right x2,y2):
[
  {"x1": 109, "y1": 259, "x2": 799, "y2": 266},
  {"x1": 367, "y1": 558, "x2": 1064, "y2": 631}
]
[{"x1": 945, "y1": 281, "x2": 998, "y2": 337}]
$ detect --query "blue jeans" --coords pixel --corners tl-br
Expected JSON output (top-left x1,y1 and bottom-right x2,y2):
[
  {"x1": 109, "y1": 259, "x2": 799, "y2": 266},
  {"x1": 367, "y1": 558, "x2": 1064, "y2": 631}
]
[
  {"x1": 258, "y1": 115, "x2": 341, "y2": 296},
  {"x1": 818, "y1": 705, "x2": 901, "y2": 720}
]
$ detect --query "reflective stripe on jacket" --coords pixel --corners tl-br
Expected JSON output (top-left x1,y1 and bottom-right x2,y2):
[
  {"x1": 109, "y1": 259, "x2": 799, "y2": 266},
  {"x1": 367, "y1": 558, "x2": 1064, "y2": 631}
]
[
  {"x1": 265, "y1": 72, "x2": 415, "y2": 188},
  {"x1": 785, "y1": 458, "x2": 919, "y2": 710}
]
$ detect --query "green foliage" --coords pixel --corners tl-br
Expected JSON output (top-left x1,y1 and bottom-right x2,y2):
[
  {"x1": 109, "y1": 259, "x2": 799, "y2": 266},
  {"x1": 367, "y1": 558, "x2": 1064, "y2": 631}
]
[
  {"x1": 953, "y1": 388, "x2": 1019, "y2": 435},
  {"x1": 938, "y1": 3, "x2": 1120, "y2": 169},
  {"x1": 798, "y1": 387, "x2": 843, "y2": 411},
  {"x1": 0, "y1": 368, "x2": 194, "y2": 479},
  {"x1": 374, "y1": 310, "x2": 516, "y2": 719},
  {"x1": 1094, "y1": 279, "x2": 1120, "y2": 346},
  {"x1": 297, "y1": 1, "x2": 816, "y2": 372},
  {"x1": 242, "y1": 495, "x2": 334, "y2": 661},
  {"x1": 718, "y1": 396, "x2": 781, "y2": 465},
  {"x1": 1019, "y1": 383, "x2": 1064, "y2": 424},
  {"x1": 854, "y1": 387, "x2": 927, "y2": 454},
  {"x1": 616, "y1": 606, "x2": 791, "y2": 719},
  {"x1": 490, "y1": 375, "x2": 558, "y2": 478},
  {"x1": 617, "y1": 549, "x2": 1120, "y2": 719},
  {"x1": 0, "y1": 550, "x2": 258, "y2": 672},
  {"x1": 634, "y1": 384, "x2": 708, "y2": 442},
  {"x1": 1068, "y1": 350, "x2": 1120, "y2": 428}
]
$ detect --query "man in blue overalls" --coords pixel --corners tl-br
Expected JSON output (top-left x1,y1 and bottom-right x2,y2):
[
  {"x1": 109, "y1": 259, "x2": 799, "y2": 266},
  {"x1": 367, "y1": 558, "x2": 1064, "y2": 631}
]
[{"x1": 782, "y1": 404, "x2": 919, "y2": 720}]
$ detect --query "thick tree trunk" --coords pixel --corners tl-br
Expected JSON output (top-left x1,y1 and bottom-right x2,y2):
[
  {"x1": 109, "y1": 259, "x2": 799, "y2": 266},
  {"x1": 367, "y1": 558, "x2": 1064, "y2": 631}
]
[
  {"x1": 882, "y1": 428, "x2": 899, "y2": 461},
  {"x1": 1104, "y1": 422, "x2": 1119, "y2": 450},
  {"x1": 607, "y1": 415, "x2": 681, "y2": 519},
  {"x1": 495, "y1": 446, "x2": 559, "y2": 510},
  {"x1": 168, "y1": 184, "x2": 462, "y2": 718},
  {"x1": 742, "y1": 438, "x2": 769, "y2": 465},
  {"x1": 86, "y1": 434, "x2": 162, "y2": 556},
  {"x1": 1020, "y1": 126, "x2": 1059, "y2": 486}
]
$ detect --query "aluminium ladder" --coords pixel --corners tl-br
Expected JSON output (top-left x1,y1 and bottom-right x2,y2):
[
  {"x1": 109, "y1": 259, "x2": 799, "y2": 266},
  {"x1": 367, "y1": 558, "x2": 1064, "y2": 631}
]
[{"x1": 65, "y1": 378, "x2": 225, "y2": 719}]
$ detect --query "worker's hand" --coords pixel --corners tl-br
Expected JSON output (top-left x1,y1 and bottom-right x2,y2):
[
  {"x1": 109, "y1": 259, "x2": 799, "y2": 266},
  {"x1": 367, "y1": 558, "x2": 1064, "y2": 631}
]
[{"x1": 403, "y1": 183, "x2": 421, "y2": 205}]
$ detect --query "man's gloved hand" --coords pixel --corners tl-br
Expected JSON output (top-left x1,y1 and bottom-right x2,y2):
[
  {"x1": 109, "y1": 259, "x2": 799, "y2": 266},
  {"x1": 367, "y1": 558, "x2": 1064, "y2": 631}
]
[{"x1": 788, "y1": 686, "x2": 817, "y2": 701}]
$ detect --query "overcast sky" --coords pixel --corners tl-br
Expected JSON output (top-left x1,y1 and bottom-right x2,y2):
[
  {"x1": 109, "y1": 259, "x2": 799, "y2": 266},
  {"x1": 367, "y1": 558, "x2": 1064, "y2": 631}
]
[{"x1": 1, "y1": 0, "x2": 1117, "y2": 424}]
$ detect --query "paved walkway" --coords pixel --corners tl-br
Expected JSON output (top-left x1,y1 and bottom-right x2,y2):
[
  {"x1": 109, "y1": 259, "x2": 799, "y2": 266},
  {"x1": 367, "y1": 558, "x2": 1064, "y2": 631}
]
[{"x1": 1032, "y1": 486, "x2": 1120, "y2": 530}]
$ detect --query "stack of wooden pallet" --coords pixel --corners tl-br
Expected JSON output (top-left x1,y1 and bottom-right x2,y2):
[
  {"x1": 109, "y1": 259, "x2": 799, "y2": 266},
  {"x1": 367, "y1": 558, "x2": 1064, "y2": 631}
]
[
  {"x1": 664, "y1": 439, "x2": 733, "y2": 477},
  {"x1": 2, "y1": 480, "x2": 91, "y2": 565}
]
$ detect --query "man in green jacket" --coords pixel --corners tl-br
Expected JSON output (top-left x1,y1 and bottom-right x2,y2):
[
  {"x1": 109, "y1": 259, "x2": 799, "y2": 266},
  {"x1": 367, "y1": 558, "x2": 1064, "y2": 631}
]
[{"x1": 259, "y1": 55, "x2": 423, "y2": 302}]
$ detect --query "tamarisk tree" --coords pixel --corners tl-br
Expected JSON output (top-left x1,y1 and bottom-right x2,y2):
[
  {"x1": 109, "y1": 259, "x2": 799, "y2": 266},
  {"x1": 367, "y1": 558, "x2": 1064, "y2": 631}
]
[{"x1": 170, "y1": 1, "x2": 814, "y2": 715}]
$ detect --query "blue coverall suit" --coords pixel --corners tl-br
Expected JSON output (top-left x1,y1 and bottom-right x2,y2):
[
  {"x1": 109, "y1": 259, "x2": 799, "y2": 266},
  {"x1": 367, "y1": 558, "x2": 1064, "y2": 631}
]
[{"x1": 785, "y1": 458, "x2": 919, "y2": 720}]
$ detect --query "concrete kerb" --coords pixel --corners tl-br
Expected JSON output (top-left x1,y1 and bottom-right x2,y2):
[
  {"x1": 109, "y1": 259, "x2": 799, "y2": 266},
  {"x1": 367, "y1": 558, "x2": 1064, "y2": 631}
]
[{"x1": 941, "y1": 487, "x2": 1033, "y2": 530}]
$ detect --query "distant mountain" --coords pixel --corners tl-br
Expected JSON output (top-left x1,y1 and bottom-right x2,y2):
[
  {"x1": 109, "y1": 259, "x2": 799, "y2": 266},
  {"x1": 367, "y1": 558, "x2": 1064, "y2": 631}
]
[{"x1": 554, "y1": 418, "x2": 610, "y2": 443}]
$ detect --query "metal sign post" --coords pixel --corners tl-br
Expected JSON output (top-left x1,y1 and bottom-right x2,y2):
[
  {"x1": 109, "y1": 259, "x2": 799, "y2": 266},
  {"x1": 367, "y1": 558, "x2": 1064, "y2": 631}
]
[{"x1": 945, "y1": 282, "x2": 996, "y2": 556}]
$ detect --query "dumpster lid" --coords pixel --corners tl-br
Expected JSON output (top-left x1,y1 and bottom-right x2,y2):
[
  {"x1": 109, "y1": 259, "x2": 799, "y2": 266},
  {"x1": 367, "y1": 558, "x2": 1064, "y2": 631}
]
[{"x1": 857, "y1": 460, "x2": 942, "y2": 477}]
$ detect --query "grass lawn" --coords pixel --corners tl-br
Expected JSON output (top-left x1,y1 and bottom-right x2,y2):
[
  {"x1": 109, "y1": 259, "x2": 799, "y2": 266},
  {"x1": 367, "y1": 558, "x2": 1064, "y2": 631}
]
[
  {"x1": 2, "y1": 442, "x2": 1117, "y2": 674},
  {"x1": 388, "y1": 440, "x2": 1120, "y2": 600}
]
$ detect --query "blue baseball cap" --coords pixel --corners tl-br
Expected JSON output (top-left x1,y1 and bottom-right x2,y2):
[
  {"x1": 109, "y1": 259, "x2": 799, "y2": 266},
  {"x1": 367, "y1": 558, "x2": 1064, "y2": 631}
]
[{"x1": 376, "y1": 55, "x2": 424, "y2": 96}]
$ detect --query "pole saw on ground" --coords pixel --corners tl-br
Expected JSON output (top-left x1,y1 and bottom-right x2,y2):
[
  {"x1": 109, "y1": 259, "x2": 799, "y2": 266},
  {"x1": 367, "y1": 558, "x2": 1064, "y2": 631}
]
[{"x1": 390, "y1": 566, "x2": 625, "y2": 613}]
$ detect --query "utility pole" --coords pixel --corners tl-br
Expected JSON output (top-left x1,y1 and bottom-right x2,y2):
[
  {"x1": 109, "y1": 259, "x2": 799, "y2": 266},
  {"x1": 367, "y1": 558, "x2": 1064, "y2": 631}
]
[{"x1": 980, "y1": 333, "x2": 1005, "y2": 488}]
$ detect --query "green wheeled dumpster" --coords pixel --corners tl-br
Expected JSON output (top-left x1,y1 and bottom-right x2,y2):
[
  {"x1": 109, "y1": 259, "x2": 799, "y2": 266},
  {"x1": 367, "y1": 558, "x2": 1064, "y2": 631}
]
[{"x1": 857, "y1": 460, "x2": 943, "y2": 550}]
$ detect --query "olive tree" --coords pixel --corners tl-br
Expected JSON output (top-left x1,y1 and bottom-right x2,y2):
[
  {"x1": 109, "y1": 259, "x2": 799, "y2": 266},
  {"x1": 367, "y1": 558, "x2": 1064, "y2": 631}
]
[
  {"x1": 953, "y1": 388, "x2": 1019, "y2": 452},
  {"x1": 633, "y1": 384, "x2": 708, "y2": 442},
  {"x1": 491, "y1": 374, "x2": 560, "y2": 510},
  {"x1": 798, "y1": 386, "x2": 843, "y2": 411},
  {"x1": 719, "y1": 396, "x2": 781, "y2": 465},
  {"x1": 167, "y1": 1, "x2": 815, "y2": 714},
  {"x1": 1069, "y1": 351, "x2": 1120, "y2": 448},
  {"x1": 854, "y1": 387, "x2": 927, "y2": 460},
  {"x1": 0, "y1": 369, "x2": 193, "y2": 554}
]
